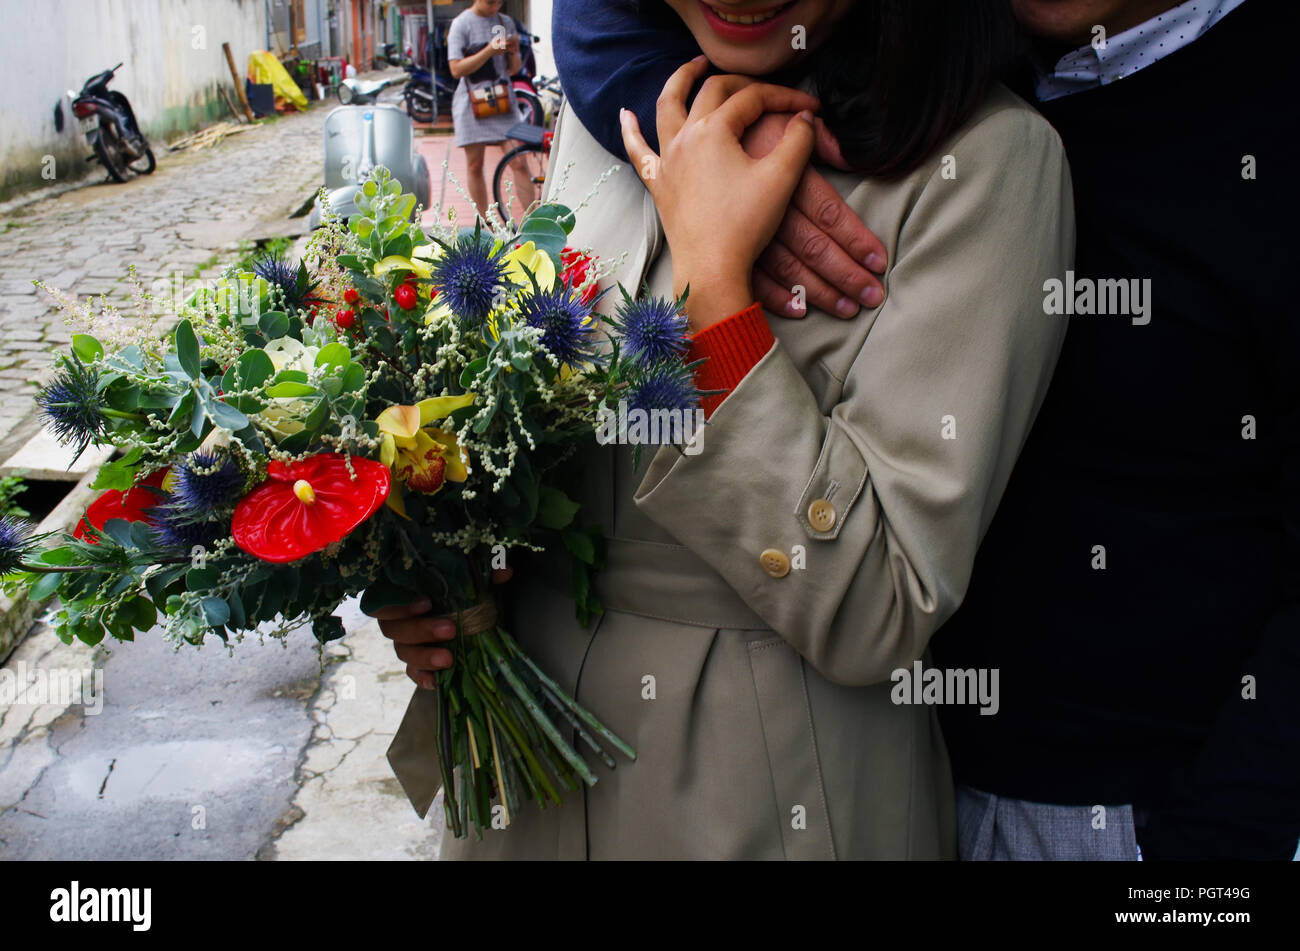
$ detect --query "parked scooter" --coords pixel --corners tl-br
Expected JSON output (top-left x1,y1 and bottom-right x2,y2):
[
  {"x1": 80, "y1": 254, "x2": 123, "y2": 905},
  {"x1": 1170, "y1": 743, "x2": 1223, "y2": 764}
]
[
  {"x1": 309, "y1": 104, "x2": 430, "y2": 228},
  {"x1": 337, "y1": 70, "x2": 404, "y2": 105},
  {"x1": 67, "y1": 63, "x2": 156, "y2": 183}
]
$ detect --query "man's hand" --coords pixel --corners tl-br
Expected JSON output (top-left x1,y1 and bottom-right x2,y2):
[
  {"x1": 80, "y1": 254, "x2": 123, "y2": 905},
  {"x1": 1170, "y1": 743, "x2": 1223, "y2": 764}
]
[{"x1": 742, "y1": 112, "x2": 887, "y2": 319}]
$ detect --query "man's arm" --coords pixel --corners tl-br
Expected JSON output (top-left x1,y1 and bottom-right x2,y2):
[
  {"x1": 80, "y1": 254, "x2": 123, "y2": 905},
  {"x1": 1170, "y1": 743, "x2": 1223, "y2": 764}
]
[{"x1": 553, "y1": 0, "x2": 697, "y2": 159}]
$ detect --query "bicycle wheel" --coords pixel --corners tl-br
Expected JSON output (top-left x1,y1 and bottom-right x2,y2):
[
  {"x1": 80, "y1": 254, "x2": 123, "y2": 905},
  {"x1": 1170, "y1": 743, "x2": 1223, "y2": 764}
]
[
  {"x1": 514, "y1": 90, "x2": 543, "y2": 127},
  {"x1": 492, "y1": 144, "x2": 548, "y2": 226}
]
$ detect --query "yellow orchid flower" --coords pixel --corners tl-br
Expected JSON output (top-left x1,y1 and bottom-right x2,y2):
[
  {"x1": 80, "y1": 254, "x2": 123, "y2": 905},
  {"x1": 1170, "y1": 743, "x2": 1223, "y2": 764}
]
[
  {"x1": 375, "y1": 394, "x2": 476, "y2": 516},
  {"x1": 375, "y1": 253, "x2": 433, "y2": 281},
  {"x1": 500, "y1": 240, "x2": 556, "y2": 292}
]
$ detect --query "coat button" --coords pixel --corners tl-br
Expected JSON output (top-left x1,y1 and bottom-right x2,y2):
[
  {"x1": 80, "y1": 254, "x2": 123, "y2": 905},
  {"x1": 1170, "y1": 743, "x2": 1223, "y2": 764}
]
[
  {"x1": 759, "y1": 548, "x2": 791, "y2": 578},
  {"x1": 807, "y1": 498, "x2": 837, "y2": 532}
]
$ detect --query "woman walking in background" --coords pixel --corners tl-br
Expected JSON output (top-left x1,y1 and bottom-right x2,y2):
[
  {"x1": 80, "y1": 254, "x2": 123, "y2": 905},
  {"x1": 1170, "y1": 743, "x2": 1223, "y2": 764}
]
[{"x1": 447, "y1": 0, "x2": 535, "y2": 219}]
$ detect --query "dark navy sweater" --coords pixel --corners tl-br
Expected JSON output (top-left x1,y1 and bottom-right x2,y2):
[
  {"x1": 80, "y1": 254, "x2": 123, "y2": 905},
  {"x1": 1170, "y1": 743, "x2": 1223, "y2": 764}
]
[{"x1": 551, "y1": 0, "x2": 1300, "y2": 860}]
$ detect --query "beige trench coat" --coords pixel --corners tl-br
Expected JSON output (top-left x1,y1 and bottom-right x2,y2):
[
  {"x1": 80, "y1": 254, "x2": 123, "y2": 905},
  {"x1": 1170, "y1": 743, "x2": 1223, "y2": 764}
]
[{"x1": 387, "y1": 83, "x2": 1075, "y2": 859}]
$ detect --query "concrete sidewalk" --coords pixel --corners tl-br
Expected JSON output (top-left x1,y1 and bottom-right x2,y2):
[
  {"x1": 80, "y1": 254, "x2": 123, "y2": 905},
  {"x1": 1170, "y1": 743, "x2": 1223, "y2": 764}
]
[{"x1": 0, "y1": 601, "x2": 442, "y2": 860}]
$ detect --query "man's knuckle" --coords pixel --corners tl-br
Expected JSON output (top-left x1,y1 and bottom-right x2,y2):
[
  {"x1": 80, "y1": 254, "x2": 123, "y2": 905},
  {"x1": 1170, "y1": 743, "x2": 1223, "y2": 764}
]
[
  {"x1": 801, "y1": 232, "x2": 831, "y2": 261},
  {"x1": 815, "y1": 198, "x2": 844, "y2": 230}
]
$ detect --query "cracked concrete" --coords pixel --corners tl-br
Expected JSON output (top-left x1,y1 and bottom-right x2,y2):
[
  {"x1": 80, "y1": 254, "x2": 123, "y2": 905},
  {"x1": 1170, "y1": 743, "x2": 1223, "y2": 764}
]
[{"x1": 0, "y1": 597, "x2": 440, "y2": 860}]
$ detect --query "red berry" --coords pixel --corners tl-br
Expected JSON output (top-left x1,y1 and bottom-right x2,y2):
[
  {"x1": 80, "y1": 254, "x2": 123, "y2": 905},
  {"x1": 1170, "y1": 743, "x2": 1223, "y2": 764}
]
[
  {"x1": 394, "y1": 284, "x2": 417, "y2": 310},
  {"x1": 343, "y1": 288, "x2": 360, "y2": 304},
  {"x1": 335, "y1": 309, "x2": 355, "y2": 329}
]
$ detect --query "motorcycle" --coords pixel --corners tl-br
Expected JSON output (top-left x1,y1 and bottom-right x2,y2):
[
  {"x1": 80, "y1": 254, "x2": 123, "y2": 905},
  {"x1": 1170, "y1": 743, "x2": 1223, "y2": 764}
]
[
  {"x1": 67, "y1": 63, "x2": 156, "y2": 183},
  {"x1": 308, "y1": 103, "x2": 430, "y2": 229},
  {"x1": 401, "y1": 61, "x2": 436, "y2": 124}
]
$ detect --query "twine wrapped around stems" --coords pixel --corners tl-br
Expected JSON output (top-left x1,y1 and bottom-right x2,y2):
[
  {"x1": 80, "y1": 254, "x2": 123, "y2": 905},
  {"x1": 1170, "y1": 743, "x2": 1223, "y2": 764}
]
[{"x1": 434, "y1": 599, "x2": 498, "y2": 636}]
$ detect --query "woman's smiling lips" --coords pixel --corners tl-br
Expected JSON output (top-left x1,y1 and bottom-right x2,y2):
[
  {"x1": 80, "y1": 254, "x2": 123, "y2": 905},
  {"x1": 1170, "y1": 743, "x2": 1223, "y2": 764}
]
[{"x1": 697, "y1": 1, "x2": 797, "y2": 42}]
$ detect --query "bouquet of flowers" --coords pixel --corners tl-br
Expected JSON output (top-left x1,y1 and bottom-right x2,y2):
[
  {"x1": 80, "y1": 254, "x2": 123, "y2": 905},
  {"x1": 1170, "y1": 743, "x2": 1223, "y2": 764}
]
[{"x1": 1, "y1": 167, "x2": 707, "y2": 839}]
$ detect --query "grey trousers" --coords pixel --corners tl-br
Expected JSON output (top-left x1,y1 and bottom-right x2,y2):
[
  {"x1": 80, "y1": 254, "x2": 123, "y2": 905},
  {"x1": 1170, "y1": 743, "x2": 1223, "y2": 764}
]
[{"x1": 957, "y1": 784, "x2": 1143, "y2": 861}]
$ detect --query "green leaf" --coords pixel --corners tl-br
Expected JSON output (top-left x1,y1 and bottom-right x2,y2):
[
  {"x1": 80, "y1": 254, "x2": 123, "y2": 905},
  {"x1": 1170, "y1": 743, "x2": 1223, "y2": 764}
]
[
  {"x1": 265, "y1": 381, "x2": 317, "y2": 398},
  {"x1": 175, "y1": 320, "x2": 201, "y2": 379},
  {"x1": 561, "y1": 530, "x2": 595, "y2": 564},
  {"x1": 71, "y1": 334, "x2": 103, "y2": 363},
  {"x1": 126, "y1": 596, "x2": 157, "y2": 632},
  {"x1": 29, "y1": 571, "x2": 64, "y2": 602},
  {"x1": 459, "y1": 357, "x2": 488, "y2": 389},
  {"x1": 359, "y1": 577, "x2": 423, "y2": 616},
  {"x1": 91, "y1": 457, "x2": 138, "y2": 491},
  {"x1": 201, "y1": 597, "x2": 230, "y2": 628},
  {"x1": 312, "y1": 614, "x2": 346, "y2": 644},
  {"x1": 189, "y1": 398, "x2": 208, "y2": 440},
  {"x1": 101, "y1": 518, "x2": 135, "y2": 548},
  {"x1": 258, "y1": 310, "x2": 291, "y2": 339},
  {"x1": 205, "y1": 398, "x2": 248, "y2": 432},
  {"x1": 315, "y1": 342, "x2": 351, "y2": 370},
  {"x1": 537, "y1": 486, "x2": 580, "y2": 530}
]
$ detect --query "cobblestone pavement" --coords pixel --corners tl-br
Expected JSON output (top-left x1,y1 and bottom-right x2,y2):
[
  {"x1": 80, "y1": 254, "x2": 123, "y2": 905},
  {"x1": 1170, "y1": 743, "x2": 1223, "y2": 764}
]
[{"x1": 0, "y1": 104, "x2": 330, "y2": 458}]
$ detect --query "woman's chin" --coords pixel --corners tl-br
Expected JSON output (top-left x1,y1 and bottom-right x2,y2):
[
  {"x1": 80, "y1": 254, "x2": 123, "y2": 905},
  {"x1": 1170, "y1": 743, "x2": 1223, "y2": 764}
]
[{"x1": 697, "y1": 45, "x2": 795, "y2": 78}]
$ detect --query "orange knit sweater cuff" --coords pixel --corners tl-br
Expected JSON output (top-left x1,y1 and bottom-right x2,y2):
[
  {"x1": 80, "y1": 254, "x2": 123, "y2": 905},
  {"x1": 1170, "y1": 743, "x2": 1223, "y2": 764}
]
[{"x1": 686, "y1": 303, "x2": 775, "y2": 419}]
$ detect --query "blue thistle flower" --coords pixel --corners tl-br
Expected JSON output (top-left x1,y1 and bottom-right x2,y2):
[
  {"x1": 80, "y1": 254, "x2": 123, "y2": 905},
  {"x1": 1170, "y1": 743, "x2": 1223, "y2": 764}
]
[
  {"x1": 431, "y1": 235, "x2": 509, "y2": 325},
  {"x1": 518, "y1": 287, "x2": 598, "y2": 367},
  {"x1": 0, "y1": 516, "x2": 35, "y2": 574},
  {"x1": 627, "y1": 360, "x2": 700, "y2": 417},
  {"x1": 613, "y1": 293, "x2": 690, "y2": 367},
  {"x1": 37, "y1": 355, "x2": 106, "y2": 462},
  {"x1": 149, "y1": 505, "x2": 223, "y2": 552},
  {"x1": 252, "y1": 252, "x2": 324, "y2": 312},
  {"x1": 171, "y1": 452, "x2": 243, "y2": 518}
]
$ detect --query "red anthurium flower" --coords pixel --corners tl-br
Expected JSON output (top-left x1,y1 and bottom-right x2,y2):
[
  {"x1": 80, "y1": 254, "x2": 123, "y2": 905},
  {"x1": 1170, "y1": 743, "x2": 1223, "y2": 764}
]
[
  {"x1": 74, "y1": 469, "x2": 168, "y2": 544},
  {"x1": 231, "y1": 453, "x2": 390, "y2": 563},
  {"x1": 560, "y1": 248, "x2": 598, "y2": 305}
]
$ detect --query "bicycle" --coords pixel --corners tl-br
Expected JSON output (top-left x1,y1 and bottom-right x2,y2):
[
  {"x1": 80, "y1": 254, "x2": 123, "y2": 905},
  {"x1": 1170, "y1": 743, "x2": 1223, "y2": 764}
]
[{"x1": 493, "y1": 123, "x2": 552, "y2": 226}]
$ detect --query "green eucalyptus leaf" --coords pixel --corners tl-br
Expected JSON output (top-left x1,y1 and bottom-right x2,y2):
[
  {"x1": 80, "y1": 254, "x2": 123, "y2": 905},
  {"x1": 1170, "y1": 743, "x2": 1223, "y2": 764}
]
[
  {"x1": 71, "y1": 333, "x2": 104, "y2": 363},
  {"x1": 174, "y1": 320, "x2": 201, "y2": 379}
]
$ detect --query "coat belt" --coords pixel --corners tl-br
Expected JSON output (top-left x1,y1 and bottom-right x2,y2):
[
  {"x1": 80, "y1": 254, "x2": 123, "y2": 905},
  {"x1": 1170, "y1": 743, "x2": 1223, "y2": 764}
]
[{"x1": 522, "y1": 536, "x2": 770, "y2": 631}]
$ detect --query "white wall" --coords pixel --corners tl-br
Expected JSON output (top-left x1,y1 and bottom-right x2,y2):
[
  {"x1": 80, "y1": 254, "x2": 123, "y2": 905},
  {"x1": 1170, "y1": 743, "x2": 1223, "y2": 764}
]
[
  {"x1": 0, "y1": 0, "x2": 268, "y2": 199},
  {"x1": 529, "y1": 0, "x2": 555, "y2": 79}
]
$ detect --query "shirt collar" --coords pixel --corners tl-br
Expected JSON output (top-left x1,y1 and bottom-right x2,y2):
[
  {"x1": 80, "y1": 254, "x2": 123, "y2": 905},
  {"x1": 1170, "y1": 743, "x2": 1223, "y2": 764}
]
[{"x1": 1035, "y1": 0, "x2": 1248, "y2": 102}]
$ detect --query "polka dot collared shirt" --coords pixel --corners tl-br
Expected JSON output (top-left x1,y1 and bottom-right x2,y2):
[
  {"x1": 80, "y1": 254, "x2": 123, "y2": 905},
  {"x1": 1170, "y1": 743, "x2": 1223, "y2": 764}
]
[{"x1": 1035, "y1": 0, "x2": 1249, "y2": 102}]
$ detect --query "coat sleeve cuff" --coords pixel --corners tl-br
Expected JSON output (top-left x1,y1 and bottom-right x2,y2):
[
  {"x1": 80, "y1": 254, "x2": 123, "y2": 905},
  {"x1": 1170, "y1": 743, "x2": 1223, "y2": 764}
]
[{"x1": 686, "y1": 303, "x2": 775, "y2": 418}]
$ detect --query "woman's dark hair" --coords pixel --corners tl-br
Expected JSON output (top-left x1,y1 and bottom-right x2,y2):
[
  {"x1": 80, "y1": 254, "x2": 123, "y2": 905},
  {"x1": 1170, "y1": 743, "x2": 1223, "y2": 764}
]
[{"x1": 638, "y1": 0, "x2": 1019, "y2": 179}]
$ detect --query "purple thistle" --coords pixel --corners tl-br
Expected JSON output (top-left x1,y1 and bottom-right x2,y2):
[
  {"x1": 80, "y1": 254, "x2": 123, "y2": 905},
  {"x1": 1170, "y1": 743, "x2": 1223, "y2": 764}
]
[
  {"x1": 613, "y1": 293, "x2": 689, "y2": 368},
  {"x1": 432, "y1": 236, "x2": 510, "y2": 325},
  {"x1": 0, "y1": 516, "x2": 35, "y2": 574},
  {"x1": 518, "y1": 287, "x2": 598, "y2": 367},
  {"x1": 627, "y1": 360, "x2": 699, "y2": 417},
  {"x1": 37, "y1": 355, "x2": 106, "y2": 462},
  {"x1": 171, "y1": 452, "x2": 243, "y2": 518},
  {"x1": 252, "y1": 252, "x2": 325, "y2": 312},
  {"x1": 149, "y1": 504, "x2": 223, "y2": 551}
]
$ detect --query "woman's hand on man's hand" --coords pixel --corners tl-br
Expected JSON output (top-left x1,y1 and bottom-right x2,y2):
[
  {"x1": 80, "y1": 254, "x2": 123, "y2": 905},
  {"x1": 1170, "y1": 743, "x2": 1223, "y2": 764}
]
[
  {"x1": 620, "y1": 57, "x2": 822, "y2": 331},
  {"x1": 366, "y1": 567, "x2": 514, "y2": 688},
  {"x1": 620, "y1": 60, "x2": 884, "y2": 329}
]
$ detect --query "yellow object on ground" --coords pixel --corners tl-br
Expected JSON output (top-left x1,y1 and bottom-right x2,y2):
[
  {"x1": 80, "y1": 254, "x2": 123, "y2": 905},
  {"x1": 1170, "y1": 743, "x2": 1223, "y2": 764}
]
[{"x1": 247, "y1": 50, "x2": 308, "y2": 112}]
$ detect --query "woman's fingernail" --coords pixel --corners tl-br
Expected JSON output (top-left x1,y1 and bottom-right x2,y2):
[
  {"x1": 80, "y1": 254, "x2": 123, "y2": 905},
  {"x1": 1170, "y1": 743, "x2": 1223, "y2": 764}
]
[
  {"x1": 421, "y1": 676, "x2": 436, "y2": 690},
  {"x1": 835, "y1": 297, "x2": 858, "y2": 317},
  {"x1": 864, "y1": 252, "x2": 886, "y2": 272},
  {"x1": 797, "y1": 109, "x2": 815, "y2": 124},
  {"x1": 861, "y1": 286, "x2": 884, "y2": 308},
  {"x1": 411, "y1": 598, "x2": 432, "y2": 613}
]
